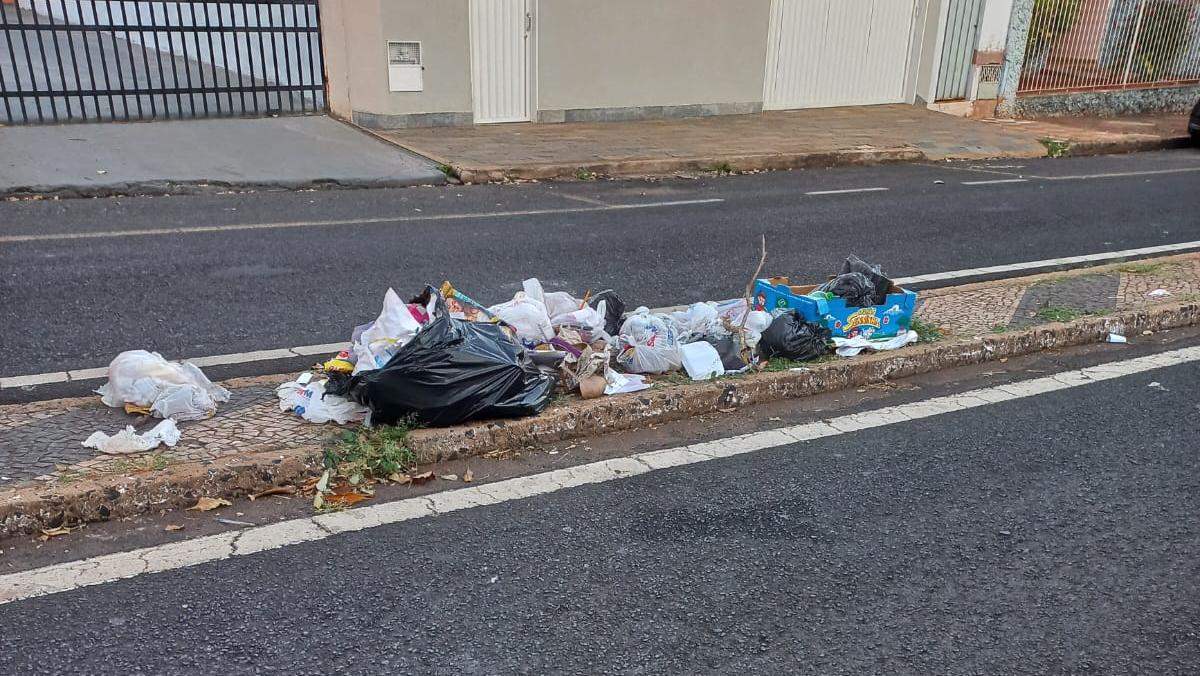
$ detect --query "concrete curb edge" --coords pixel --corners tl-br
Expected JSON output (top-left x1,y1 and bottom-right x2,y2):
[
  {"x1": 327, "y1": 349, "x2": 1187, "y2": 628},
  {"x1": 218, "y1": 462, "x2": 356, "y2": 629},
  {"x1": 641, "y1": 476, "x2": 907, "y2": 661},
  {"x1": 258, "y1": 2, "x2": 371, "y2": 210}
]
[{"x1": 2, "y1": 299, "x2": 1196, "y2": 537}]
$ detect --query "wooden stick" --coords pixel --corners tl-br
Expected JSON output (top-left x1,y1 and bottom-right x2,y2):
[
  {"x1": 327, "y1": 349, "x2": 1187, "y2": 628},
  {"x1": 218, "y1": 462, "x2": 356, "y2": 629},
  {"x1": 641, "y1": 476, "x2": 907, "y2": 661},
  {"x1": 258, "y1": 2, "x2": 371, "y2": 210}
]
[{"x1": 738, "y1": 234, "x2": 767, "y2": 359}]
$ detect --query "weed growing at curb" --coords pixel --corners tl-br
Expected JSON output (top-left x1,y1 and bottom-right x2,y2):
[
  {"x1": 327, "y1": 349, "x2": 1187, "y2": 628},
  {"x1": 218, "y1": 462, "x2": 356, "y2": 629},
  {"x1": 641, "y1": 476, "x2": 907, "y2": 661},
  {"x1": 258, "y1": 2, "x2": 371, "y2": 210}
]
[
  {"x1": 108, "y1": 453, "x2": 171, "y2": 474},
  {"x1": 325, "y1": 421, "x2": 418, "y2": 479},
  {"x1": 1041, "y1": 138, "x2": 1071, "y2": 158},
  {"x1": 991, "y1": 324, "x2": 1015, "y2": 333},
  {"x1": 574, "y1": 167, "x2": 597, "y2": 180},
  {"x1": 1035, "y1": 305, "x2": 1090, "y2": 323},
  {"x1": 708, "y1": 162, "x2": 734, "y2": 175},
  {"x1": 1117, "y1": 262, "x2": 1165, "y2": 274},
  {"x1": 910, "y1": 319, "x2": 945, "y2": 342}
]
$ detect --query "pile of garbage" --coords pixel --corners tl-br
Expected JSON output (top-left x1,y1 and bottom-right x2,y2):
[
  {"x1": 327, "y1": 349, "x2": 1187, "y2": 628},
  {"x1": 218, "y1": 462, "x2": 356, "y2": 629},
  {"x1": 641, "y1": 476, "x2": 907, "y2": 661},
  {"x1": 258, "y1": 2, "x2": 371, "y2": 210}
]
[
  {"x1": 272, "y1": 255, "x2": 920, "y2": 429},
  {"x1": 84, "y1": 254, "x2": 923, "y2": 448}
]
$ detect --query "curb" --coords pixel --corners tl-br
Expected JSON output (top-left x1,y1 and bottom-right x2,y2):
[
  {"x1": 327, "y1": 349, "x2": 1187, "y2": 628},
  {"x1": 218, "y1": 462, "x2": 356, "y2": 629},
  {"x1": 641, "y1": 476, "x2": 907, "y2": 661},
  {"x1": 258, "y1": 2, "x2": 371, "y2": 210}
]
[
  {"x1": 449, "y1": 148, "x2": 927, "y2": 182},
  {"x1": 0, "y1": 174, "x2": 447, "y2": 200},
  {"x1": 2, "y1": 299, "x2": 1196, "y2": 537},
  {"x1": 1052, "y1": 135, "x2": 1193, "y2": 158}
]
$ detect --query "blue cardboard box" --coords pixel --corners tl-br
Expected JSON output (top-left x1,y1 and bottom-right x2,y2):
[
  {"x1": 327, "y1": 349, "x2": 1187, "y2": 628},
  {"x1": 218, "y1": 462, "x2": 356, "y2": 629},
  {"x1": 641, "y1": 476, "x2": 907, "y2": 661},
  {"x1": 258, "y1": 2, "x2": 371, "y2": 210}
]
[{"x1": 752, "y1": 277, "x2": 918, "y2": 339}]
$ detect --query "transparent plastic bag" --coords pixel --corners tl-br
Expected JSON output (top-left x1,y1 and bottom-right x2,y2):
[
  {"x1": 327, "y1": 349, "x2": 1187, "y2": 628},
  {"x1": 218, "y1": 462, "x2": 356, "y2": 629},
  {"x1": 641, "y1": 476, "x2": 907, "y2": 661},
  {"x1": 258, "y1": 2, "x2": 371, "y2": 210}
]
[{"x1": 616, "y1": 309, "x2": 682, "y2": 374}]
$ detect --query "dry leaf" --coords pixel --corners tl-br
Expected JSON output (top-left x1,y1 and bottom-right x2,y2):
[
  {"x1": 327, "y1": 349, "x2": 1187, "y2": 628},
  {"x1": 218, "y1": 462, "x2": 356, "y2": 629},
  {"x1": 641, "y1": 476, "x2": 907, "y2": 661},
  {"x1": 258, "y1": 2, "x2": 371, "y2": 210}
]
[
  {"x1": 313, "y1": 493, "x2": 325, "y2": 509},
  {"x1": 439, "y1": 474, "x2": 459, "y2": 482},
  {"x1": 463, "y1": 468, "x2": 474, "y2": 483},
  {"x1": 123, "y1": 402, "x2": 152, "y2": 415},
  {"x1": 187, "y1": 497, "x2": 232, "y2": 512},
  {"x1": 409, "y1": 471, "x2": 435, "y2": 485},
  {"x1": 249, "y1": 486, "x2": 297, "y2": 501},
  {"x1": 326, "y1": 493, "x2": 369, "y2": 507},
  {"x1": 164, "y1": 524, "x2": 184, "y2": 532},
  {"x1": 40, "y1": 526, "x2": 72, "y2": 539}
]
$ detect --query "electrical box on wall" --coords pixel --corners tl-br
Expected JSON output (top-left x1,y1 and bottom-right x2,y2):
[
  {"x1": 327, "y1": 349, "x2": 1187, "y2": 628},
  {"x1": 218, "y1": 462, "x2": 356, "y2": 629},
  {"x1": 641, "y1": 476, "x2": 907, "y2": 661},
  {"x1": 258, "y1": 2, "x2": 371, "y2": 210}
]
[{"x1": 387, "y1": 41, "x2": 423, "y2": 92}]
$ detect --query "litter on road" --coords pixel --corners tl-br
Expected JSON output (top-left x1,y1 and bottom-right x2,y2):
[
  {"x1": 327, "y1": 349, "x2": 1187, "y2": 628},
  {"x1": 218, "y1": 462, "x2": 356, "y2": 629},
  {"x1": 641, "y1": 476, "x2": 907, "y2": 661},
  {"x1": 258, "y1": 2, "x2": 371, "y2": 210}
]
[
  {"x1": 82, "y1": 419, "x2": 181, "y2": 455},
  {"x1": 88, "y1": 250, "x2": 937, "y2": 445}
]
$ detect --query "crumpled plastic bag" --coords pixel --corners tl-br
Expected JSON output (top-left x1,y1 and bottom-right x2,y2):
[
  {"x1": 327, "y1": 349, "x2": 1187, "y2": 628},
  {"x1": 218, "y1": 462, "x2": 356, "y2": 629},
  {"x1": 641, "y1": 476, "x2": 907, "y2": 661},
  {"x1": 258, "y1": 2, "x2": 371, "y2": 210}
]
[
  {"x1": 815, "y1": 255, "x2": 894, "y2": 308},
  {"x1": 833, "y1": 329, "x2": 919, "y2": 357},
  {"x1": 276, "y1": 377, "x2": 368, "y2": 424},
  {"x1": 617, "y1": 308, "x2": 682, "y2": 374},
  {"x1": 351, "y1": 288, "x2": 434, "y2": 375},
  {"x1": 488, "y1": 279, "x2": 555, "y2": 346},
  {"x1": 668, "y1": 303, "x2": 726, "y2": 344},
  {"x1": 340, "y1": 288, "x2": 556, "y2": 427},
  {"x1": 757, "y1": 311, "x2": 832, "y2": 361},
  {"x1": 83, "y1": 419, "x2": 181, "y2": 455},
  {"x1": 97, "y1": 350, "x2": 230, "y2": 421}
]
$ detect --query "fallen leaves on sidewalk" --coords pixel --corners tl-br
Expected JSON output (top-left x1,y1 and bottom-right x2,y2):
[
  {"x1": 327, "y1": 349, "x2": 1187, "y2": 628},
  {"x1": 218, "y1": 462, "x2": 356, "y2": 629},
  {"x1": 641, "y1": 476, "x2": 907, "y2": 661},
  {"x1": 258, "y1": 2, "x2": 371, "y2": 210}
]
[
  {"x1": 463, "y1": 468, "x2": 474, "y2": 483},
  {"x1": 187, "y1": 497, "x2": 232, "y2": 512},
  {"x1": 164, "y1": 524, "x2": 185, "y2": 532}
]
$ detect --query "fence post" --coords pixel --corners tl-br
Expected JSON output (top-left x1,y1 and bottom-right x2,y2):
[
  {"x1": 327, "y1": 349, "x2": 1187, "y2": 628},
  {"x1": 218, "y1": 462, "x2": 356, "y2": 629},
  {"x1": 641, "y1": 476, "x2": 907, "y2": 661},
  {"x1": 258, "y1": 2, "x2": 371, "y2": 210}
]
[{"x1": 1121, "y1": 0, "x2": 1149, "y2": 85}]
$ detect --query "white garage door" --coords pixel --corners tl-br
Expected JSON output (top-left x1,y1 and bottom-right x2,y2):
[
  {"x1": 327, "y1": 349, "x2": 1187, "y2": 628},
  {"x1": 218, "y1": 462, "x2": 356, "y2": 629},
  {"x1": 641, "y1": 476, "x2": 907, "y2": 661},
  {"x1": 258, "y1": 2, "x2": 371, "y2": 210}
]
[{"x1": 764, "y1": 0, "x2": 919, "y2": 109}]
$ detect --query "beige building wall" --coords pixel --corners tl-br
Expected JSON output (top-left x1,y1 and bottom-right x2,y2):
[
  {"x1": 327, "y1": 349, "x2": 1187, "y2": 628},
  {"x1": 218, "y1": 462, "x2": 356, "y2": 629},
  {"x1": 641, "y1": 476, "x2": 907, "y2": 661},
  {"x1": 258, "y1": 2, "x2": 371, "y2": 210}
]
[
  {"x1": 536, "y1": 0, "x2": 773, "y2": 118},
  {"x1": 320, "y1": 0, "x2": 472, "y2": 127}
]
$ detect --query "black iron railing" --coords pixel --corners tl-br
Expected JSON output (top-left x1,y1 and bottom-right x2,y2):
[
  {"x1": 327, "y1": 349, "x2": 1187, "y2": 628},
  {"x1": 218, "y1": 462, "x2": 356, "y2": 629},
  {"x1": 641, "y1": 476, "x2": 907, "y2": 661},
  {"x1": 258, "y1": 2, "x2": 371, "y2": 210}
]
[{"x1": 0, "y1": 0, "x2": 325, "y2": 124}]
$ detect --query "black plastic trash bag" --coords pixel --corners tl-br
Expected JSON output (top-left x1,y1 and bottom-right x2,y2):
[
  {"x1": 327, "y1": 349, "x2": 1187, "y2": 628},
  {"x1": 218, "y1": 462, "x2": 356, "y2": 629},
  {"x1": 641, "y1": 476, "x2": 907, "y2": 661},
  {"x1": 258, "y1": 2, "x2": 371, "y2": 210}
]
[
  {"x1": 816, "y1": 255, "x2": 894, "y2": 308},
  {"x1": 590, "y1": 289, "x2": 626, "y2": 337},
  {"x1": 757, "y1": 311, "x2": 832, "y2": 361},
  {"x1": 340, "y1": 287, "x2": 556, "y2": 427},
  {"x1": 703, "y1": 336, "x2": 748, "y2": 372}
]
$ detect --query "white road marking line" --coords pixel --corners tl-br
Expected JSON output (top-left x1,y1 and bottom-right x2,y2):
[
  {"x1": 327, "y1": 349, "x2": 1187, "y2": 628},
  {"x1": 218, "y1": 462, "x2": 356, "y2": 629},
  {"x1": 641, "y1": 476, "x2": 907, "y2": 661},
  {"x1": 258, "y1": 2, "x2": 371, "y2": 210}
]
[
  {"x1": 892, "y1": 240, "x2": 1200, "y2": 286},
  {"x1": 805, "y1": 187, "x2": 890, "y2": 195},
  {"x1": 555, "y1": 193, "x2": 612, "y2": 207},
  {"x1": 1034, "y1": 167, "x2": 1200, "y2": 181},
  {"x1": 5, "y1": 239, "x2": 1200, "y2": 390},
  {"x1": 0, "y1": 199, "x2": 724, "y2": 244},
  {"x1": 961, "y1": 178, "x2": 1029, "y2": 185},
  {"x1": 2, "y1": 344, "x2": 1197, "y2": 605}
]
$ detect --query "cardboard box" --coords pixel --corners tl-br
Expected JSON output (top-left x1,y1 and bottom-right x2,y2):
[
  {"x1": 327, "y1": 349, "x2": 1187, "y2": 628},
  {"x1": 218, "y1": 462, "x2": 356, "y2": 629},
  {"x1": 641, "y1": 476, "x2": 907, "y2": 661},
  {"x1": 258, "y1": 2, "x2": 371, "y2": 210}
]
[{"x1": 752, "y1": 277, "x2": 917, "y2": 338}]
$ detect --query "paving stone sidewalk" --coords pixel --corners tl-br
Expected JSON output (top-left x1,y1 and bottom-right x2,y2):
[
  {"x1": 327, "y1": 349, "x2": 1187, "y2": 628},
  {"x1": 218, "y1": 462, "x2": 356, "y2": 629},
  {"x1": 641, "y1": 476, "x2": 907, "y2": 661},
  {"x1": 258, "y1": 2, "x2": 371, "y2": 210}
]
[
  {"x1": 1, "y1": 254, "x2": 1197, "y2": 486},
  {"x1": 374, "y1": 105, "x2": 1190, "y2": 180}
]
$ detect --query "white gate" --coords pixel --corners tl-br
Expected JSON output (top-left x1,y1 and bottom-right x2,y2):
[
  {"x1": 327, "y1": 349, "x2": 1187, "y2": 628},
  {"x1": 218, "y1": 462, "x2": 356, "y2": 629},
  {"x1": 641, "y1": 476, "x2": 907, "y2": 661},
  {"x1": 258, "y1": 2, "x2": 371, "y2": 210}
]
[
  {"x1": 469, "y1": 0, "x2": 532, "y2": 124},
  {"x1": 764, "y1": 0, "x2": 918, "y2": 109}
]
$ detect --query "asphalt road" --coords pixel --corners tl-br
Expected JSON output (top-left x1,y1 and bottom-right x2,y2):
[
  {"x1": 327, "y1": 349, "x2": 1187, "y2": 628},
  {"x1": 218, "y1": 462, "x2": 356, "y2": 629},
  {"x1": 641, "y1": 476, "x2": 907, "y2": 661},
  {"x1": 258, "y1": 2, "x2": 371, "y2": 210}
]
[
  {"x1": 2, "y1": 148, "x2": 1199, "y2": 377},
  {"x1": 1, "y1": 343, "x2": 1197, "y2": 674}
]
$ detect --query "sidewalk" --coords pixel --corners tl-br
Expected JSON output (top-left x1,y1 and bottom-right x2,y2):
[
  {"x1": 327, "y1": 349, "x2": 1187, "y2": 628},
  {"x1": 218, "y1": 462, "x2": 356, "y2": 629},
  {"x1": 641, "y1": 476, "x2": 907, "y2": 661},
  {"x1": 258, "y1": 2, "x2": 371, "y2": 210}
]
[
  {"x1": 2, "y1": 254, "x2": 1198, "y2": 533},
  {"x1": 0, "y1": 116, "x2": 446, "y2": 198},
  {"x1": 374, "y1": 105, "x2": 1192, "y2": 181}
]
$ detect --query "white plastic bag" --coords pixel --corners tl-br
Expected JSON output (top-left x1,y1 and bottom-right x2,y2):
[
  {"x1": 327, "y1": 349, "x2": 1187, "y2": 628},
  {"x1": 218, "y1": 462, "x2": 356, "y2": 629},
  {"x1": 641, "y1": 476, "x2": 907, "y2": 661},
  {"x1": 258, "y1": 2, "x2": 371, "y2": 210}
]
[
  {"x1": 352, "y1": 288, "x2": 429, "y2": 375},
  {"x1": 97, "y1": 350, "x2": 230, "y2": 421},
  {"x1": 488, "y1": 282, "x2": 555, "y2": 346},
  {"x1": 833, "y1": 329, "x2": 918, "y2": 357},
  {"x1": 668, "y1": 303, "x2": 726, "y2": 343},
  {"x1": 743, "y1": 310, "x2": 774, "y2": 350},
  {"x1": 679, "y1": 341, "x2": 724, "y2": 380},
  {"x1": 276, "y1": 378, "x2": 368, "y2": 425},
  {"x1": 83, "y1": 419, "x2": 181, "y2": 455},
  {"x1": 616, "y1": 308, "x2": 682, "y2": 374}
]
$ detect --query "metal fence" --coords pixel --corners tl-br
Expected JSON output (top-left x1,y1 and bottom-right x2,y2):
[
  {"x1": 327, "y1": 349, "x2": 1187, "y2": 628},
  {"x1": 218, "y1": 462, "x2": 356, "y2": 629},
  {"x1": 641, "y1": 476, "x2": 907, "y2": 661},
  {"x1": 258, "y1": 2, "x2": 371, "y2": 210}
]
[
  {"x1": 1018, "y1": 0, "x2": 1200, "y2": 93},
  {"x1": 0, "y1": 0, "x2": 324, "y2": 124}
]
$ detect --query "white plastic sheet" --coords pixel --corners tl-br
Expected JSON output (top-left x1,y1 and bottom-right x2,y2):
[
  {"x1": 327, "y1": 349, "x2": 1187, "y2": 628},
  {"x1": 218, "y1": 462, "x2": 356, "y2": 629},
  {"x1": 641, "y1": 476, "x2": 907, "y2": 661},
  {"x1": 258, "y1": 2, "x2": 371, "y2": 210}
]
[
  {"x1": 833, "y1": 329, "x2": 919, "y2": 357},
  {"x1": 97, "y1": 350, "x2": 230, "y2": 421},
  {"x1": 276, "y1": 377, "x2": 368, "y2": 425},
  {"x1": 82, "y1": 419, "x2": 181, "y2": 455}
]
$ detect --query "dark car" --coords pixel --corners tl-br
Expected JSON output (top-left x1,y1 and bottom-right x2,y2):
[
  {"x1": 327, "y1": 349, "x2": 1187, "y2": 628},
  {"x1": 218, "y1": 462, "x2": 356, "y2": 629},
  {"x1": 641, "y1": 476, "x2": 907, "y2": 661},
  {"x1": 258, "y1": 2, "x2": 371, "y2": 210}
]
[{"x1": 1191, "y1": 99, "x2": 1200, "y2": 144}]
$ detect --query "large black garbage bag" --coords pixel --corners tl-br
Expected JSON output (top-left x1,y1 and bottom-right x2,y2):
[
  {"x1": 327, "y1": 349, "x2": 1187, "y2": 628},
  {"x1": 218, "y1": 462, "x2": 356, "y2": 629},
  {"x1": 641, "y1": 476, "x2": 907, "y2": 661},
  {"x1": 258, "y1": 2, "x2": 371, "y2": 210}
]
[
  {"x1": 343, "y1": 288, "x2": 556, "y2": 427},
  {"x1": 757, "y1": 311, "x2": 832, "y2": 362},
  {"x1": 590, "y1": 289, "x2": 626, "y2": 337},
  {"x1": 816, "y1": 255, "x2": 894, "y2": 308}
]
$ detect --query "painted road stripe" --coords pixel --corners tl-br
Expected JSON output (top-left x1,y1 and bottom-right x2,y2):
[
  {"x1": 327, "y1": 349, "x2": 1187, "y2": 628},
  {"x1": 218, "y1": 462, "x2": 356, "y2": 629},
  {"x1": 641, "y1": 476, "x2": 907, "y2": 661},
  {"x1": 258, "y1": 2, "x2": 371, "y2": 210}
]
[
  {"x1": 0, "y1": 198, "x2": 724, "y2": 244},
  {"x1": 805, "y1": 187, "x2": 890, "y2": 196},
  {"x1": 961, "y1": 178, "x2": 1029, "y2": 185},
  {"x1": 1, "y1": 345, "x2": 1196, "y2": 605},
  {"x1": 1036, "y1": 167, "x2": 1200, "y2": 181},
  {"x1": 892, "y1": 240, "x2": 1200, "y2": 286}
]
